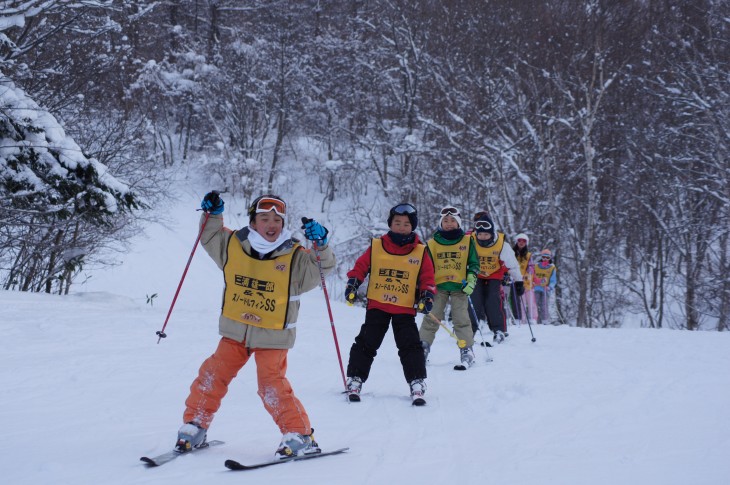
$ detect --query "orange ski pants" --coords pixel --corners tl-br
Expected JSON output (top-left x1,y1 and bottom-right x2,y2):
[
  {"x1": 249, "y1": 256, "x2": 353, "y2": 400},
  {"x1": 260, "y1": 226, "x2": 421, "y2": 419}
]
[{"x1": 183, "y1": 337, "x2": 311, "y2": 435}]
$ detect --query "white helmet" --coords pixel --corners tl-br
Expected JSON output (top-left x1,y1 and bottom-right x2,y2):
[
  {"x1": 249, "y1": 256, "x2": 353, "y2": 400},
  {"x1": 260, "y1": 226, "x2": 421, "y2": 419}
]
[{"x1": 515, "y1": 233, "x2": 529, "y2": 244}]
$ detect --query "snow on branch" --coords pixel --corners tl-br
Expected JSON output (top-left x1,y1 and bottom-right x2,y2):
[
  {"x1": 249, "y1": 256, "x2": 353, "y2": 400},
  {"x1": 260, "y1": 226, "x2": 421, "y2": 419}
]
[{"x1": 0, "y1": 72, "x2": 138, "y2": 218}]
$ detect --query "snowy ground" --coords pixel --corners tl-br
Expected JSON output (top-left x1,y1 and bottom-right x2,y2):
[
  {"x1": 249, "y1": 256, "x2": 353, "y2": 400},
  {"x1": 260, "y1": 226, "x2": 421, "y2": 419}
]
[{"x1": 2, "y1": 190, "x2": 729, "y2": 485}]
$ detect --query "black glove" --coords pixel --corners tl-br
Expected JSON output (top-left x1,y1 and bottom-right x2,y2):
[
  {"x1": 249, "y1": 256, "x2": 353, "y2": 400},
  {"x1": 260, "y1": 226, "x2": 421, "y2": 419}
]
[
  {"x1": 501, "y1": 273, "x2": 512, "y2": 286},
  {"x1": 417, "y1": 290, "x2": 435, "y2": 314},
  {"x1": 514, "y1": 281, "x2": 525, "y2": 296},
  {"x1": 201, "y1": 191, "x2": 224, "y2": 214},
  {"x1": 345, "y1": 277, "x2": 361, "y2": 304}
]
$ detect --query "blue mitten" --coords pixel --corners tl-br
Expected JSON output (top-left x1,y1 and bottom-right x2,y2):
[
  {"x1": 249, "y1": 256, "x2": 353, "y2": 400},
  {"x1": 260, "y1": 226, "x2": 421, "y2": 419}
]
[
  {"x1": 201, "y1": 191, "x2": 224, "y2": 214},
  {"x1": 301, "y1": 217, "x2": 329, "y2": 246}
]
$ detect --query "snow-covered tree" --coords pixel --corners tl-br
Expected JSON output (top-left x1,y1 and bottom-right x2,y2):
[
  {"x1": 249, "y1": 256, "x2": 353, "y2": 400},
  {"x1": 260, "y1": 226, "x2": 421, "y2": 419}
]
[{"x1": 0, "y1": 75, "x2": 141, "y2": 293}]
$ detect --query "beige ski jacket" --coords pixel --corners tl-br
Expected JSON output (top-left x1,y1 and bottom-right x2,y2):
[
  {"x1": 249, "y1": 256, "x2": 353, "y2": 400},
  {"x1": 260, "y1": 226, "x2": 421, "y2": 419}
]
[{"x1": 199, "y1": 213, "x2": 335, "y2": 349}]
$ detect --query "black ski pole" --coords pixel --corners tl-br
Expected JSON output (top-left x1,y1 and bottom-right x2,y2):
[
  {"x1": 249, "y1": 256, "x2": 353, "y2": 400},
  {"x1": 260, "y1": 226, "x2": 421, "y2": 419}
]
[
  {"x1": 512, "y1": 280, "x2": 536, "y2": 342},
  {"x1": 466, "y1": 294, "x2": 493, "y2": 362}
]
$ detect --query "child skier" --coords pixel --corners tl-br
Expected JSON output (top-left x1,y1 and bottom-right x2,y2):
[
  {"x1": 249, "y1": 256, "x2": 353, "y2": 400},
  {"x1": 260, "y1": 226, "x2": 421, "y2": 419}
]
[
  {"x1": 344, "y1": 203, "x2": 436, "y2": 405},
  {"x1": 175, "y1": 192, "x2": 335, "y2": 458},
  {"x1": 511, "y1": 233, "x2": 537, "y2": 324},
  {"x1": 534, "y1": 248, "x2": 558, "y2": 324},
  {"x1": 470, "y1": 213, "x2": 524, "y2": 343},
  {"x1": 418, "y1": 206, "x2": 480, "y2": 369}
]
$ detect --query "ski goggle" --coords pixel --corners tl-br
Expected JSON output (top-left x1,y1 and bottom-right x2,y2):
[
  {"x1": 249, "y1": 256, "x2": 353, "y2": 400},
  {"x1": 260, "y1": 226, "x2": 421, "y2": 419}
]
[
  {"x1": 254, "y1": 197, "x2": 286, "y2": 217},
  {"x1": 440, "y1": 207, "x2": 460, "y2": 217},
  {"x1": 391, "y1": 203, "x2": 417, "y2": 215},
  {"x1": 474, "y1": 220, "x2": 492, "y2": 230}
]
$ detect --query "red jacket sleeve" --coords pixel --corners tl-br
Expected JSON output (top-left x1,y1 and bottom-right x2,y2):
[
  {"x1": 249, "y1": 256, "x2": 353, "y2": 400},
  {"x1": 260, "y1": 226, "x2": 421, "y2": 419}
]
[
  {"x1": 347, "y1": 245, "x2": 372, "y2": 283},
  {"x1": 418, "y1": 249, "x2": 437, "y2": 295}
]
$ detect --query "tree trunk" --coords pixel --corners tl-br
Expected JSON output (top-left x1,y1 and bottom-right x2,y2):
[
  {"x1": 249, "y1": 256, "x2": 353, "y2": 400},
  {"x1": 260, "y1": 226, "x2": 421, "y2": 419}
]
[
  {"x1": 685, "y1": 247, "x2": 698, "y2": 330},
  {"x1": 718, "y1": 233, "x2": 729, "y2": 331},
  {"x1": 44, "y1": 230, "x2": 64, "y2": 294},
  {"x1": 268, "y1": 110, "x2": 286, "y2": 193}
]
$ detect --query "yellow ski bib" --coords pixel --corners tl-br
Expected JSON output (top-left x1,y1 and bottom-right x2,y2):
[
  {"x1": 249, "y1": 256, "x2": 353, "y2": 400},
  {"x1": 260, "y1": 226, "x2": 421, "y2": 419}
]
[
  {"x1": 473, "y1": 232, "x2": 505, "y2": 277},
  {"x1": 221, "y1": 233, "x2": 298, "y2": 329},
  {"x1": 534, "y1": 264, "x2": 555, "y2": 288},
  {"x1": 366, "y1": 238, "x2": 425, "y2": 309},
  {"x1": 518, "y1": 251, "x2": 533, "y2": 290},
  {"x1": 427, "y1": 236, "x2": 470, "y2": 286}
]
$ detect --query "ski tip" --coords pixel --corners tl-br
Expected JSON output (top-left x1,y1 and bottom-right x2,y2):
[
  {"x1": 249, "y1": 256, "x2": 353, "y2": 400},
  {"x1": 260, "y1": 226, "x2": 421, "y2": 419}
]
[
  {"x1": 140, "y1": 457, "x2": 159, "y2": 466},
  {"x1": 412, "y1": 398, "x2": 427, "y2": 406},
  {"x1": 224, "y1": 459, "x2": 244, "y2": 470}
]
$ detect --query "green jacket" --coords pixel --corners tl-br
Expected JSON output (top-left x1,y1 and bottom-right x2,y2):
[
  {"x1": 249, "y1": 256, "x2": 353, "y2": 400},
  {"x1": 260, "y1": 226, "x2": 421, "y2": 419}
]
[{"x1": 426, "y1": 230, "x2": 480, "y2": 292}]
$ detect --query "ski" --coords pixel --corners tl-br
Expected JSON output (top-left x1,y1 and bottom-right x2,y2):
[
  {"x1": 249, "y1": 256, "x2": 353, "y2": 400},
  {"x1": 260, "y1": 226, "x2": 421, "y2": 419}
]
[
  {"x1": 141, "y1": 440, "x2": 225, "y2": 467},
  {"x1": 412, "y1": 397, "x2": 426, "y2": 406},
  {"x1": 224, "y1": 447, "x2": 349, "y2": 470}
]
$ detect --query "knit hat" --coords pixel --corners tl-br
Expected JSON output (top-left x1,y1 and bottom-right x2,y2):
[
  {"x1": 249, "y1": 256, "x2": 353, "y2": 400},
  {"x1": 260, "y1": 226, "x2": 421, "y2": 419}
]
[
  {"x1": 474, "y1": 213, "x2": 495, "y2": 237},
  {"x1": 515, "y1": 233, "x2": 529, "y2": 244},
  {"x1": 387, "y1": 203, "x2": 418, "y2": 231},
  {"x1": 438, "y1": 206, "x2": 462, "y2": 229}
]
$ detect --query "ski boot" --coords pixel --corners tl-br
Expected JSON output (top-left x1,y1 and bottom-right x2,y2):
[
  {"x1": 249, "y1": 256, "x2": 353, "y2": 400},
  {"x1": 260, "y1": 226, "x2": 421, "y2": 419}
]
[
  {"x1": 176, "y1": 422, "x2": 207, "y2": 453},
  {"x1": 493, "y1": 330, "x2": 505, "y2": 344},
  {"x1": 275, "y1": 430, "x2": 321, "y2": 458},
  {"x1": 346, "y1": 376, "x2": 363, "y2": 402},
  {"x1": 409, "y1": 378, "x2": 427, "y2": 406},
  {"x1": 459, "y1": 346, "x2": 475, "y2": 368}
]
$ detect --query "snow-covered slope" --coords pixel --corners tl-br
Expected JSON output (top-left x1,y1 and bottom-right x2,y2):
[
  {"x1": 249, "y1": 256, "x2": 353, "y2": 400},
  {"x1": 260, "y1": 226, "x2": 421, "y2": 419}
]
[{"x1": 2, "y1": 189, "x2": 728, "y2": 485}]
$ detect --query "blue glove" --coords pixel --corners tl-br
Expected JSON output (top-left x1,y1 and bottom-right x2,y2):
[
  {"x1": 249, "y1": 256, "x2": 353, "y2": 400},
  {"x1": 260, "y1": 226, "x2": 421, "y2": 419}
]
[
  {"x1": 417, "y1": 290, "x2": 435, "y2": 314},
  {"x1": 300, "y1": 217, "x2": 329, "y2": 246},
  {"x1": 201, "y1": 191, "x2": 224, "y2": 214}
]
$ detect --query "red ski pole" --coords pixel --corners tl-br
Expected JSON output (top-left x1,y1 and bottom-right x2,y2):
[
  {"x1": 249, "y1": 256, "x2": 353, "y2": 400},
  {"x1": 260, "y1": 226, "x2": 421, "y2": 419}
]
[
  {"x1": 303, "y1": 218, "x2": 348, "y2": 392},
  {"x1": 155, "y1": 212, "x2": 211, "y2": 343}
]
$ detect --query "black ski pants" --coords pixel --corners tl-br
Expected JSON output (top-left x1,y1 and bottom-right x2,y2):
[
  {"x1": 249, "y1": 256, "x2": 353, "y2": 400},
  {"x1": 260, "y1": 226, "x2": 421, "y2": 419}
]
[
  {"x1": 347, "y1": 308, "x2": 426, "y2": 383},
  {"x1": 470, "y1": 278, "x2": 507, "y2": 333}
]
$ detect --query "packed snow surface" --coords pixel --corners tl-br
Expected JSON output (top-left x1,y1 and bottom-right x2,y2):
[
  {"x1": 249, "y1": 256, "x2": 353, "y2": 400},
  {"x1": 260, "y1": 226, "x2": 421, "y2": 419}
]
[{"x1": 2, "y1": 191, "x2": 728, "y2": 485}]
